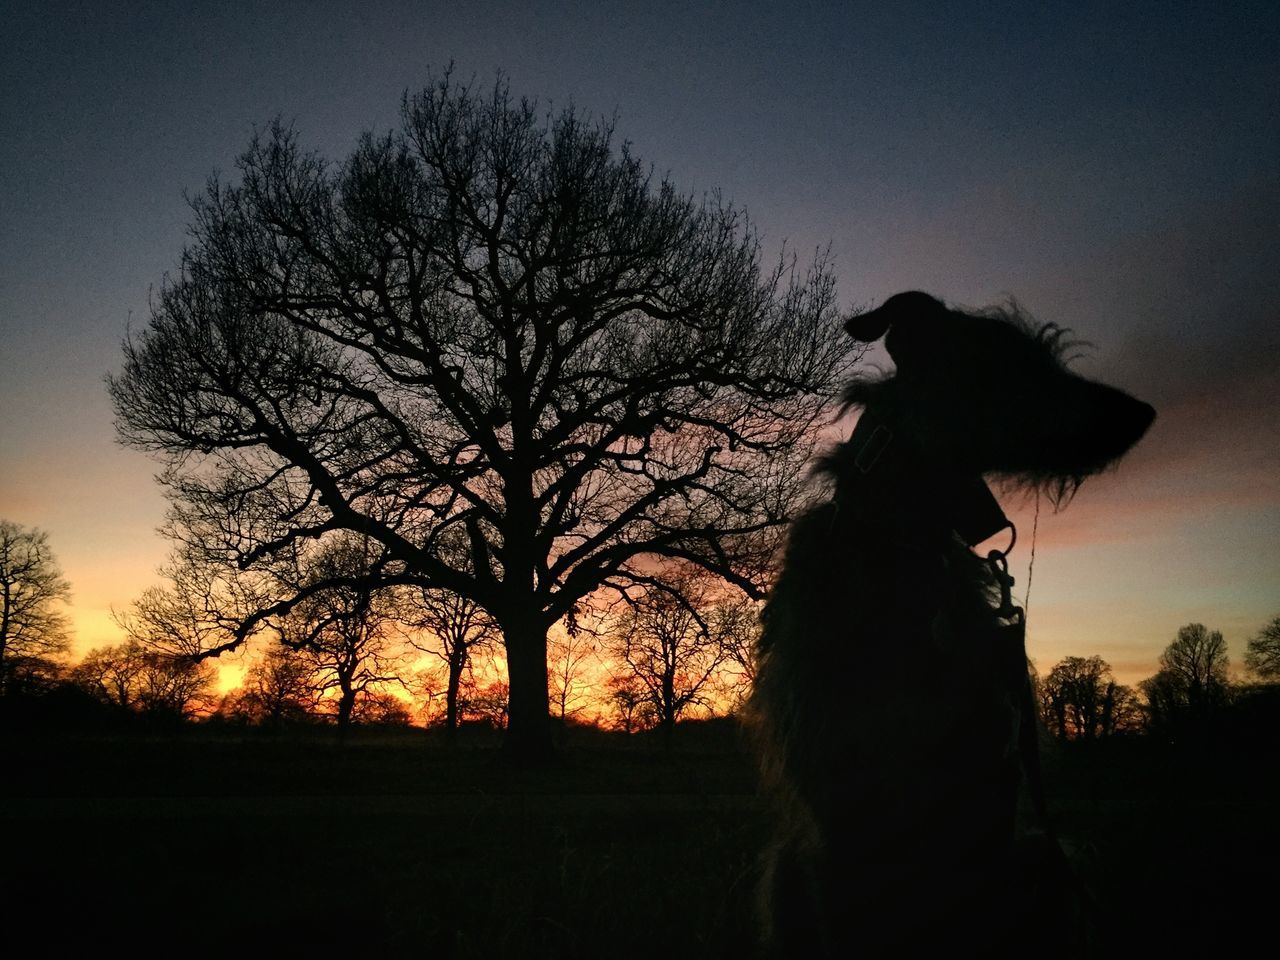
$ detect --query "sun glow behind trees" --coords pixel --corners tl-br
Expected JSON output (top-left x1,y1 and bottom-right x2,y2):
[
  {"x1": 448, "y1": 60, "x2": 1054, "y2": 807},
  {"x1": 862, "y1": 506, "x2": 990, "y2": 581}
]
[{"x1": 9, "y1": 510, "x2": 1276, "y2": 737}]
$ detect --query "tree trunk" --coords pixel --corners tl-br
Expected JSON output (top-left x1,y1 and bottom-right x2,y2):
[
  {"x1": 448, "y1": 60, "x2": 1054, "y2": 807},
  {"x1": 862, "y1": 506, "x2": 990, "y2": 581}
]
[
  {"x1": 501, "y1": 608, "x2": 554, "y2": 763},
  {"x1": 446, "y1": 646, "x2": 464, "y2": 739},
  {"x1": 494, "y1": 460, "x2": 555, "y2": 762},
  {"x1": 337, "y1": 686, "x2": 356, "y2": 732},
  {"x1": 662, "y1": 672, "x2": 676, "y2": 751},
  {"x1": 661, "y1": 712, "x2": 675, "y2": 752}
]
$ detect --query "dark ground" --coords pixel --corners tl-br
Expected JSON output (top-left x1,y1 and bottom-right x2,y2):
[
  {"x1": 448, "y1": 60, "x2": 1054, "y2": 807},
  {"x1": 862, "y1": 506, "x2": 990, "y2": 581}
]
[{"x1": 2, "y1": 721, "x2": 1276, "y2": 957}]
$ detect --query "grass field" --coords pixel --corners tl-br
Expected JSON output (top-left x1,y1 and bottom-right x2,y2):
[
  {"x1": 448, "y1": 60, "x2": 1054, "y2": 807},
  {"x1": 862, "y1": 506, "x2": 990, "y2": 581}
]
[{"x1": 3, "y1": 722, "x2": 1276, "y2": 957}]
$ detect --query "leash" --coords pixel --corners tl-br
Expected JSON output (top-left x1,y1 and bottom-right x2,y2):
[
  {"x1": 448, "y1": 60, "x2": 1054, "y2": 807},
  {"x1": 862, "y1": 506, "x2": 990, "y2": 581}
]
[
  {"x1": 984, "y1": 522, "x2": 1053, "y2": 842},
  {"x1": 1023, "y1": 491, "x2": 1040, "y2": 613}
]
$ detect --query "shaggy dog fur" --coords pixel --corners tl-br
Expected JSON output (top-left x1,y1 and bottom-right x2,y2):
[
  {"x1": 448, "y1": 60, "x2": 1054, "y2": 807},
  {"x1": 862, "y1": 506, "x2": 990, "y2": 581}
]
[{"x1": 750, "y1": 291, "x2": 1154, "y2": 957}]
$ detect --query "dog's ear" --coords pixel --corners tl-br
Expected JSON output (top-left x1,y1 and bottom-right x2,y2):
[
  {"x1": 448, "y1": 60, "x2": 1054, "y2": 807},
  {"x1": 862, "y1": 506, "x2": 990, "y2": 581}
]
[{"x1": 844, "y1": 291, "x2": 947, "y2": 368}]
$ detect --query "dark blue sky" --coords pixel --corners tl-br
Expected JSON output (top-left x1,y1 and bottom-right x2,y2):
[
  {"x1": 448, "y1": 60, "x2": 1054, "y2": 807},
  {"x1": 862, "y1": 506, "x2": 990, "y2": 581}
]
[{"x1": 2, "y1": 0, "x2": 1277, "y2": 679}]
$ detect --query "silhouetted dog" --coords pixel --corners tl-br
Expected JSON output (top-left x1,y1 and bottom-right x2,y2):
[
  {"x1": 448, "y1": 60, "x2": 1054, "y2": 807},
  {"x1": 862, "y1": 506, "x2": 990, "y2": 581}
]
[{"x1": 750, "y1": 291, "x2": 1154, "y2": 957}]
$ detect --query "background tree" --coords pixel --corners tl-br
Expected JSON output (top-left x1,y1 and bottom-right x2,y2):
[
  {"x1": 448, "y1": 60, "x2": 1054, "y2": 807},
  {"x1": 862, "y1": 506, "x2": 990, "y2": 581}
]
[
  {"x1": 276, "y1": 536, "x2": 410, "y2": 732},
  {"x1": 1104, "y1": 682, "x2": 1144, "y2": 736},
  {"x1": 459, "y1": 676, "x2": 510, "y2": 729},
  {"x1": 604, "y1": 672, "x2": 656, "y2": 734},
  {"x1": 408, "y1": 664, "x2": 449, "y2": 726},
  {"x1": 409, "y1": 582, "x2": 497, "y2": 736},
  {"x1": 547, "y1": 622, "x2": 598, "y2": 722},
  {"x1": 70, "y1": 641, "x2": 214, "y2": 719},
  {"x1": 1160, "y1": 622, "x2": 1230, "y2": 711},
  {"x1": 228, "y1": 642, "x2": 316, "y2": 725},
  {"x1": 1040, "y1": 655, "x2": 1141, "y2": 741},
  {"x1": 108, "y1": 72, "x2": 853, "y2": 759},
  {"x1": 608, "y1": 567, "x2": 730, "y2": 746},
  {"x1": 707, "y1": 595, "x2": 759, "y2": 712},
  {"x1": 70, "y1": 644, "x2": 142, "y2": 712},
  {"x1": 113, "y1": 554, "x2": 261, "y2": 658},
  {"x1": 0, "y1": 520, "x2": 72, "y2": 695},
  {"x1": 350, "y1": 689, "x2": 414, "y2": 726},
  {"x1": 1245, "y1": 614, "x2": 1280, "y2": 680},
  {"x1": 1142, "y1": 622, "x2": 1230, "y2": 735}
]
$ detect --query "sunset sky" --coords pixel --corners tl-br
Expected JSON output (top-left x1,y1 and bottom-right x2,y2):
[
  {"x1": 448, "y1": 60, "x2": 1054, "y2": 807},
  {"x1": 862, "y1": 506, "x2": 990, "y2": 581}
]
[{"x1": 2, "y1": 0, "x2": 1276, "y2": 689}]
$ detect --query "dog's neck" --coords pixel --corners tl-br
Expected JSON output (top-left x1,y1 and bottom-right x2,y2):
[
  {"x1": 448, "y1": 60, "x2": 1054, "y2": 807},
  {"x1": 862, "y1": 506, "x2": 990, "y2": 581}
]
[{"x1": 831, "y1": 409, "x2": 1011, "y2": 549}]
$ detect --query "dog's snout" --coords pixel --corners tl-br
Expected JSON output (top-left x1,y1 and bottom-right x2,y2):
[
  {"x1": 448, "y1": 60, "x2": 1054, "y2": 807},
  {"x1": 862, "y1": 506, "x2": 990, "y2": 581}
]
[
  {"x1": 1088, "y1": 387, "x2": 1156, "y2": 464},
  {"x1": 1121, "y1": 396, "x2": 1157, "y2": 446}
]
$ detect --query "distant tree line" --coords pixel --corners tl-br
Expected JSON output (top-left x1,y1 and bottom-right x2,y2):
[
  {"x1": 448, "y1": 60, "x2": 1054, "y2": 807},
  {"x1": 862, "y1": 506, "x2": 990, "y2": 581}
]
[
  {"x1": 1036, "y1": 655, "x2": 1142, "y2": 741},
  {"x1": 0, "y1": 518, "x2": 759, "y2": 735},
  {"x1": 1033, "y1": 618, "x2": 1280, "y2": 746},
  {"x1": 3, "y1": 514, "x2": 1278, "y2": 745}
]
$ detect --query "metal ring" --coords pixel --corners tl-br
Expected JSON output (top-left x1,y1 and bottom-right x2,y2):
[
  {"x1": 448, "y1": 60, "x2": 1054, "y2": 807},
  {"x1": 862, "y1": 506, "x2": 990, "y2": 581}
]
[{"x1": 988, "y1": 519, "x2": 1017, "y2": 560}]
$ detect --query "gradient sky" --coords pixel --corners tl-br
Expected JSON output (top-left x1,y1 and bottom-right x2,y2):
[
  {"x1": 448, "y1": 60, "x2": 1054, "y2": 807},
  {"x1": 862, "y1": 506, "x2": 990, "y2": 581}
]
[{"x1": 2, "y1": 0, "x2": 1276, "y2": 688}]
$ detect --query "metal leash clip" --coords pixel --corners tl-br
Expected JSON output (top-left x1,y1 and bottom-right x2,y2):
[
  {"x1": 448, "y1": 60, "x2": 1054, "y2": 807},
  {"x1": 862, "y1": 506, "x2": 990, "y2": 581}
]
[{"x1": 986, "y1": 548, "x2": 1025, "y2": 625}]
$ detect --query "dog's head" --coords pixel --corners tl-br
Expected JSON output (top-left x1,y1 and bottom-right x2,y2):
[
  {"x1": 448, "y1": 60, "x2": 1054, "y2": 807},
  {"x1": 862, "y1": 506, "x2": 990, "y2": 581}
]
[{"x1": 843, "y1": 291, "x2": 1155, "y2": 502}]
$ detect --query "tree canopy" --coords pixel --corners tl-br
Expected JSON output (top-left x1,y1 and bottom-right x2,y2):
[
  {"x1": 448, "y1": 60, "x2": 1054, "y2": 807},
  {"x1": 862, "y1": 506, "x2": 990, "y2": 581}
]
[
  {"x1": 1245, "y1": 614, "x2": 1280, "y2": 680},
  {"x1": 0, "y1": 519, "x2": 72, "y2": 693},
  {"x1": 109, "y1": 72, "x2": 853, "y2": 757},
  {"x1": 1142, "y1": 622, "x2": 1231, "y2": 734},
  {"x1": 1040, "y1": 655, "x2": 1140, "y2": 740}
]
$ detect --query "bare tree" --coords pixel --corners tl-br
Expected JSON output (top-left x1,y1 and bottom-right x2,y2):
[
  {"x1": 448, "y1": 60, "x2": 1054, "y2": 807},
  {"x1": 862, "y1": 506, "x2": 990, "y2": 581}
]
[
  {"x1": 1103, "y1": 682, "x2": 1144, "y2": 736},
  {"x1": 460, "y1": 676, "x2": 510, "y2": 729},
  {"x1": 276, "y1": 536, "x2": 410, "y2": 732},
  {"x1": 408, "y1": 663, "x2": 449, "y2": 726},
  {"x1": 113, "y1": 555, "x2": 262, "y2": 658},
  {"x1": 1140, "y1": 669, "x2": 1183, "y2": 735},
  {"x1": 608, "y1": 566, "x2": 731, "y2": 746},
  {"x1": 1160, "y1": 623, "x2": 1230, "y2": 711},
  {"x1": 0, "y1": 520, "x2": 71, "y2": 694},
  {"x1": 1245, "y1": 614, "x2": 1280, "y2": 680},
  {"x1": 70, "y1": 641, "x2": 214, "y2": 719},
  {"x1": 228, "y1": 642, "x2": 316, "y2": 724},
  {"x1": 1142, "y1": 623, "x2": 1230, "y2": 734},
  {"x1": 351, "y1": 689, "x2": 414, "y2": 726},
  {"x1": 71, "y1": 644, "x2": 142, "y2": 711},
  {"x1": 1039, "y1": 655, "x2": 1140, "y2": 740},
  {"x1": 108, "y1": 71, "x2": 853, "y2": 759},
  {"x1": 547, "y1": 623, "x2": 598, "y2": 722},
  {"x1": 708, "y1": 595, "x2": 760, "y2": 712},
  {"x1": 409, "y1": 583, "x2": 497, "y2": 736},
  {"x1": 604, "y1": 672, "x2": 656, "y2": 733}
]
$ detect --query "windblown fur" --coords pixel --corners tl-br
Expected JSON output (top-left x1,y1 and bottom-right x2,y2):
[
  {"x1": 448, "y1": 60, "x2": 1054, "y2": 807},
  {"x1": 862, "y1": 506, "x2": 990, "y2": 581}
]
[{"x1": 749, "y1": 292, "x2": 1154, "y2": 956}]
